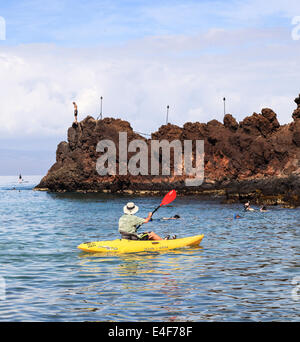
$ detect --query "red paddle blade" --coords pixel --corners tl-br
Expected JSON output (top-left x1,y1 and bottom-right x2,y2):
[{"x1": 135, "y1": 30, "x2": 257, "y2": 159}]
[{"x1": 160, "y1": 189, "x2": 177, "y2": 206}]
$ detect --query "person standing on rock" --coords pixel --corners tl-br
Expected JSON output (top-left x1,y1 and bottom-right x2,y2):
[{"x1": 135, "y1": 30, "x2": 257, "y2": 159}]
[{"x1": 73, "y1": 102, "x2": 78, "y2": 125}]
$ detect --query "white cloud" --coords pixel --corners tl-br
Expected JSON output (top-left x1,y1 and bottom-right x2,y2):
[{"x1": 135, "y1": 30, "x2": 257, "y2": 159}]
[
  {"x1": 0, "y1": 26, "x2": 299, "y2": 143},
  {"x1": 221, "y1": 0, "x2": 300, "y2": 22}
]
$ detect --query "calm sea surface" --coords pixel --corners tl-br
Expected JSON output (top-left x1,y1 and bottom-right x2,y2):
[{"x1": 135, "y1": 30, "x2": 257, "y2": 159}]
[{"x1": 0, "y1": 175, "x2": 299, "y2": 321}]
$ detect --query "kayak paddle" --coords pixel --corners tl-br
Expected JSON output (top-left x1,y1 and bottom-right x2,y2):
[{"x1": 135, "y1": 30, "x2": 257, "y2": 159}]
[
  {"x1": 151, "y1": 189, "x2": 177, "y2": 216},
  {"x1": 136, "y1": 189, "x2": 177, "y2": 231}
]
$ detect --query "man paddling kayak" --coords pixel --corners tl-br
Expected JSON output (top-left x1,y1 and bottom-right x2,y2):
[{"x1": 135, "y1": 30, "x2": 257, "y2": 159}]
[{"x1": 119, "y1": 202, "x2": 164, "y2": 241}]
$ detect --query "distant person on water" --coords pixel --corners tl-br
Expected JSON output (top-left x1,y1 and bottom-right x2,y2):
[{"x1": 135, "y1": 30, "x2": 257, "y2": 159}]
[
  {"x1": 260, "y1": 205, "x2": 268, "y2": 212},
  {"x1": 227, "y1": 214, "x2": 242, "y2": 220},
  {"x1": 162, "y1": 215, "x2": 181, "y2": 220},
  {"x1": 244, "y1": 201, "x2": 254, "y2": 211},
  {"x1": 119, "y1": 202, "x2": 165, "y2": 241}
]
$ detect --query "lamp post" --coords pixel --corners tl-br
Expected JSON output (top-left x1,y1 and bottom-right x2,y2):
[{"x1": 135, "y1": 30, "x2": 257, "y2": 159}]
[
  {"x1": 223, "y1": 97, "x2": 226, "y2": 116},
  {"x1": 100, "y1": 96, "x2": 103, "y2": 120},
  {"x1": 97, "y1": 96, "x2": 103, "y2": 120},
  {"x1": 166, "y1": 105, "x2": 169, "y2": 125}
]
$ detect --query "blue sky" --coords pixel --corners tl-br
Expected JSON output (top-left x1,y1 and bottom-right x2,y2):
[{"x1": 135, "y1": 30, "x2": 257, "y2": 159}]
[
  {"x1": 0, "y1": 0, "x2": 295, "y2": 45},
  {"x1": 0, "y1": 0, "x2": 300, "y2": 175}
]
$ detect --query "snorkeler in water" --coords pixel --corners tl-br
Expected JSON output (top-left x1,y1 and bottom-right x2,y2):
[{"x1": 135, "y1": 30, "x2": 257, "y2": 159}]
[
  {"x1": 162, "y1": 214, "x2": 181, "y2": 220},
  {"x1": 244, "y1": 201, "x2": 255, "y2": 211}
]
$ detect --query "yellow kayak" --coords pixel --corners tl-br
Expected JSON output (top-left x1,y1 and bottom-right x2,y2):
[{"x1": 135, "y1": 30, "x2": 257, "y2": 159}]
[{"x1": 78, "y1": 234, "x2": 204, "y2": 254}]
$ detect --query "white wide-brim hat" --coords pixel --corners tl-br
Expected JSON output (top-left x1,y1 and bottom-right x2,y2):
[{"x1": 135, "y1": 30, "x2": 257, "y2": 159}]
[{"x1": 123, "y1": 202, "x2": 139, "y2": 215}]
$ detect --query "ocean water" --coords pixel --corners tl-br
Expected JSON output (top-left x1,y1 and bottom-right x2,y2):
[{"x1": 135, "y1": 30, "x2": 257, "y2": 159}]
[{"x1": 0, "y1": 175, "x2": 299, "y2": 322}]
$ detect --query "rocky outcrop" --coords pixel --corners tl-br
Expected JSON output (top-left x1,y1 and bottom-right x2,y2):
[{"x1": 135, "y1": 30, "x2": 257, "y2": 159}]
[
  {"x1": 292, "y1": 94, "x2": 300, "y2": 120},
  {"x1": 223, "y1": 114, "x2": 238, "y2": 132},
  {"x1": 36, "y1": 94, "x2": 300, "y2": 207}
]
